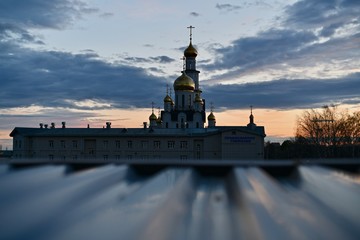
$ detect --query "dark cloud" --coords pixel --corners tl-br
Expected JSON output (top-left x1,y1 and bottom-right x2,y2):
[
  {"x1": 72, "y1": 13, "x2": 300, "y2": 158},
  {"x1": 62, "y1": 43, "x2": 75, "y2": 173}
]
[
  {"x1": 0, "y1": 42, "x2": 168, "y2": 110},
  {"x1": 0, "y1": 0, "x2": 98, "y2": 46},
  {"x1": 190, "y1": 12, "x2": 200, "y2": 17},
  {"x1": 285, "y1": 0, "x2": 360, "y2": 37},
  {"x1": 150, "y1": 56, "x2": 175, "y2": 64},
  {"x1": 204, "y1": 73, "x2": 360, "y2": 110},
  {"x1": 203, "y1": 28, "x2": 317, "y2": 72},
  {"x1": 0, "y1": 0, "x2": 98, "y2": 29},
  {"x1": 123, "y1": 55, "x2": 175, "y2": 64},
  {"x1": 203, "y1": 0, "x2": 360, "y2": 82},
  {"x1": 215, "y1": 3, "x2": 241, "y2": 12}
]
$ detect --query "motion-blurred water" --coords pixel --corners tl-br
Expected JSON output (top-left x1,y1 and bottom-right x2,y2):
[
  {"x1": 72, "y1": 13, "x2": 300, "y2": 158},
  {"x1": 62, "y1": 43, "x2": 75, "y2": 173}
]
[{"x1": 0, "y1": 164, "x2": 359, "y2": 240}]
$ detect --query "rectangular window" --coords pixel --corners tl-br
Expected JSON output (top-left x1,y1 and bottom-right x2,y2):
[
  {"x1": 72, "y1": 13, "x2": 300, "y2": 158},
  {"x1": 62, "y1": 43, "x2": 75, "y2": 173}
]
[
  {"x1": 127, "y1": 141, "x2": 133, "y2": 149},
  {"x1": 168, "y1": 141, "x2": 175, "y2": 149},
  {"x1": 115, "y1": 155, "x2": 121, "y2": 160},
  {"x1": 115, "y1": 140, "x2": 121, "y2": 149},
  {"x1": 103, "y1": 155, "x2": 108, "y2": 161},
  {"x1": 180, "y1": 141, "x2": 188, "y2": 149},
  {"x1": 127, "y1": 155, "x2": 133, "y2": 160},
  {"x1": 180, "y1": 155, "x2": 187, "y2": 160},
  {"x1": 49, "y1": 140, "x2": 54, "y2": 148},
  {"x1": 103, "y1": 140, "x2": 108, "y2": 149},
  {"x1": 49, "y1": 155, "x2": 54, "y2": 161},
  {"x1": 72, "y1": 155, "x2": 78, "y2": 160},
  {"x1": 19, "y1": 140, "x2": 22, "y2": 149},
  {"x1": 72, "y1": 140, "x2": 78, "y2": 149},
  {"x1": 141, "y1": 141, "x2": 148, "y2": 149},
  {"x1": 61, "y1": 140, "x2": 66, "y2": 148},
  {"x1": 154, "y1": 141, "x2": 161, "y2": 149}
]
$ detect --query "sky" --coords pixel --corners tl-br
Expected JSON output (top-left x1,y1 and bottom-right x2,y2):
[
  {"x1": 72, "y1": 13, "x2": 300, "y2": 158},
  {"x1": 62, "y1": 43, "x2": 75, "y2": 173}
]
[{"x1": 1, "y1": 0, "x2": 359, "y2": 149}]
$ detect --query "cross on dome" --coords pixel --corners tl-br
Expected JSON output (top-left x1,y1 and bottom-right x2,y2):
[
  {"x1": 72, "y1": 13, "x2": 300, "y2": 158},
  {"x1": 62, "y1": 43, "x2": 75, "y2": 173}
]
[{"x1": 187, "y1": 25, "x2": 195, "y2": 42}]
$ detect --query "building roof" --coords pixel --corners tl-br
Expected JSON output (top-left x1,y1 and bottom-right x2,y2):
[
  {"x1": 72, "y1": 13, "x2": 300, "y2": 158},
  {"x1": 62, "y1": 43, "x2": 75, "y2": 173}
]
[{"x1": 10, "y1": 125, "x2": 265, "y2": 138}]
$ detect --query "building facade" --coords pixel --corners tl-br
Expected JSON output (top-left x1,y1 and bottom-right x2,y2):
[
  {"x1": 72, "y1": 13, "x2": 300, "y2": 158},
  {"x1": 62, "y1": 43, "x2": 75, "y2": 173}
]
[{"x1": 10, "y1": 29, "x2": 266, "y2": 161}]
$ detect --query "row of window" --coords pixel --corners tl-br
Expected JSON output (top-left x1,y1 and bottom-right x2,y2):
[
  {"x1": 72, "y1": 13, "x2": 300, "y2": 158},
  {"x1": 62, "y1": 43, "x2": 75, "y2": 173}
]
[
  {"x1": 14, "y1": 140, "x2": 22, "y2": 149},
  {"x1": 47, "y1": 140, "x2": 189, "y2": 149},
  {"x1": 48, "y1": 155, "x2": 188, "y2": 161}
]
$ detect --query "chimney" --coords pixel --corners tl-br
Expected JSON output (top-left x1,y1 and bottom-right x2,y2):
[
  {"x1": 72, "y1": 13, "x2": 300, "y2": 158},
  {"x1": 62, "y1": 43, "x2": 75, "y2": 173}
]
[
  {"x1": 62, "y1": 122, "x2": 66, "y2": 128},
  {"x1": 44, "y1": 124, "x2": 48, "y2": 129},
  {"x1": 106, "y1": 122, "x2": 111, "y2": 129},
  {"x1": 39, "y1": 123, "x2": 43, "y2": 129},
  {"x1": 51, "y1": 123, "x2": 55, "y2": 129},
  {"x1": 143, "y1": 122, "x2": 147, "y2": 129}
]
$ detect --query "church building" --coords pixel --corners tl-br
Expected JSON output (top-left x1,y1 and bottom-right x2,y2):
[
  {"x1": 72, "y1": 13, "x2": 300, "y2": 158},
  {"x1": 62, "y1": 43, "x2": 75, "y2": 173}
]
[{"x1": 10, "y1": 27, "x2": 266, "y2": 161}]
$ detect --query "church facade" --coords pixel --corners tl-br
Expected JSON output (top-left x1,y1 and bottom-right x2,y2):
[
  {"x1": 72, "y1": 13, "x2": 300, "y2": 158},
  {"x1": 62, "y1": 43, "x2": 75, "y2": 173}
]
[{"x1": 10, "y1": 28, "x2": 266, "y2": 161}]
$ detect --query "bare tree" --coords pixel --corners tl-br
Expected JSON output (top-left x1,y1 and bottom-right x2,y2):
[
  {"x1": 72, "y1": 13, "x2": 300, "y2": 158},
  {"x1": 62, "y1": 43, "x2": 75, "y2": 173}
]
[{"x1": 295, "y1": 105, "x2": 359, "y2": 158}]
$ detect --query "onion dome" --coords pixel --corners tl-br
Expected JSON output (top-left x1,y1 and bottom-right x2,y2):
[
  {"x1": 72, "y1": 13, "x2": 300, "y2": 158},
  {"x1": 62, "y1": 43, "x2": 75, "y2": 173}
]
[
  {"x1": 149, "y1": 113, "x2": 157, "y2": 121},
  {"x1": 164, "y1": 95, "x2": 172, "y2": 103},
  {"x1": 207, "y1": 112, "x2": 216, "y2": 121},
  {"x1": 184, "y1": 42, "x2": 198, "y2": 58},
  {"x1": 173, "y1": 72, "x2": 195, "y2": 91},
  {"x1": 195, "y1": 94, "x2": 203, "y2": 103}
]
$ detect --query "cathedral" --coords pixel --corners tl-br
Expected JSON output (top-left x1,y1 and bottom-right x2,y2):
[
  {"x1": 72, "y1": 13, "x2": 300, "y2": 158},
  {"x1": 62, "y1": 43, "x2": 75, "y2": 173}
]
[
  {"x1": 149, "y1": 27, "x2": 209, "y2": 130},
  {"x1": 10, "y1": 27, "x2": 266, "y2": 161}
]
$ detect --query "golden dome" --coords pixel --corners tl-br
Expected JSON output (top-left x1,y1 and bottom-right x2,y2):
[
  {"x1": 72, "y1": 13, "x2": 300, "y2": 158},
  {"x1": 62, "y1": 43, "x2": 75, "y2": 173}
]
[
  {"x1": 195, "y1": 94, "x2": 203, "y2": 103},
  {"x1": 164, "y1": 95, "x2": 172, "y2": 103},
  {"x1": 184, "y1": 42, "x2": 198, "y2": 58},
  {"x1": 149, "y1": 113, "x2": 157, "y2": 121},
  {"x1": 173, "y1": 72, "x2": 195, "y2": 91},
  {"x1": 207, "y1": 112, "x2": 216, "y2": 121}
]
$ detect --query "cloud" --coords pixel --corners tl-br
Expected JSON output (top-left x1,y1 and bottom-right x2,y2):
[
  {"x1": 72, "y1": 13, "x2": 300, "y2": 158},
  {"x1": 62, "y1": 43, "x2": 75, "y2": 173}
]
[
  {"x1": 123, "y1": 55, "x2": 175, "y2": 64},
  {"x1": 215, "y1": 3, "x2": 241, "y2": 12},
  {"x1": 0, "y1": 42, "x2": 168, "y2": 110},
  {"x1": 0, "y1": 0, "x2": 98, "y2": 30},
  {"x1": 0, "y1": 0, "x2": 99, "y2": 47},
  {"x1": 190, "y1": 12, "x2": 200, "y2": 17},
  {"x1": 150, "y1": 56, "x2": 175, "y2": 64},
  {"x1": 285, "y1": 0, "x2": 360, "y2": 37},
  {"x1": 202, "y1": 0, "x2": 360, "y2": 83},
  {"x1": 202, "y1": 28, "x2": 317, "y2": 75},
  {"x1": 204, "y1": 72, "x2": 360, "y2": 110}
]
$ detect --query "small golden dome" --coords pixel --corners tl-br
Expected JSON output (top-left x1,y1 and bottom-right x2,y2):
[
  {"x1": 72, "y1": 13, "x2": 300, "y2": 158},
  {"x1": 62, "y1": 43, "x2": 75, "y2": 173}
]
[
  {"x1": 207, "y1": 112, "x2": 216, "y2": 121},
  {"x1": 149, "y1": 113, "x2": 157, "y2": 121},
  {"x1": 164, "y1": 95, "x2": 172, "y2": 103},
  {"x1": 173, "y1": 72, "x2": 195, "y2": 91},
  {"x1": 184, "y1": 42, "x2": 198, "y2": 58},
  {"x1": 195, "y1": 94, "x2": 203, "y2": 103}
]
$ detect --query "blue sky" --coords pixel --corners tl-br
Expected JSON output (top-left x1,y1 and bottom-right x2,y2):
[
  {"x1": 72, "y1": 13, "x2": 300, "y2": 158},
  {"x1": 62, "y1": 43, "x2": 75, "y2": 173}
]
[{"x1": 0, "y1": 0, "x2": 359, "y2": 149}]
